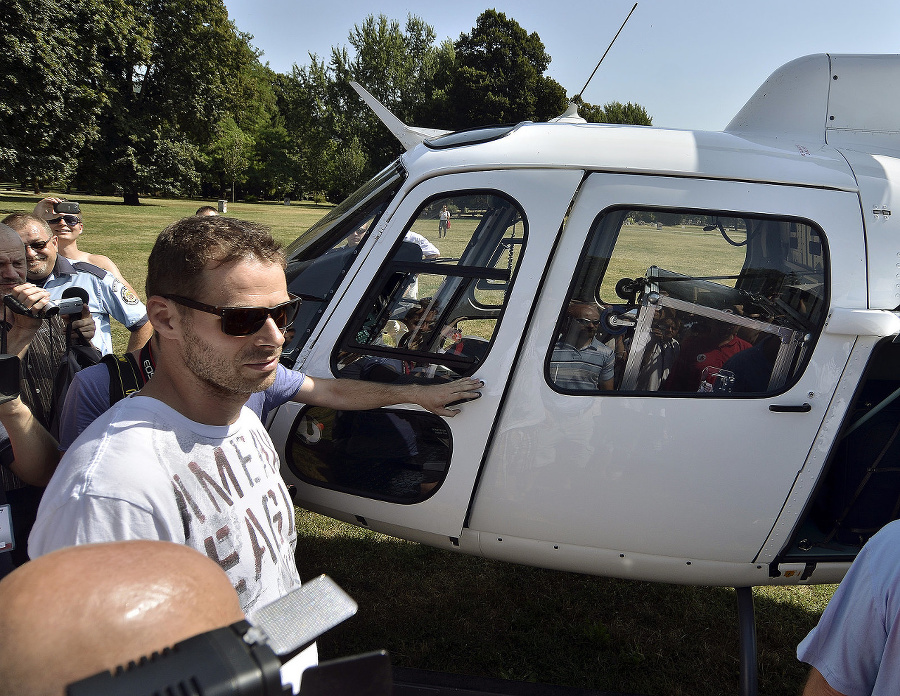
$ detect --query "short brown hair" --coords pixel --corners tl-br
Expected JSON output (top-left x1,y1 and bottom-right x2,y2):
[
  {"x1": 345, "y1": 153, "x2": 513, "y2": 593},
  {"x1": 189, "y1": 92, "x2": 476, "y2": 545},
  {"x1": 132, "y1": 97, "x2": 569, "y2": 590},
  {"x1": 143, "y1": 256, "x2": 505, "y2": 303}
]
[{"x1": 146, "y1": 215, "x2": 285, "y2": 299}]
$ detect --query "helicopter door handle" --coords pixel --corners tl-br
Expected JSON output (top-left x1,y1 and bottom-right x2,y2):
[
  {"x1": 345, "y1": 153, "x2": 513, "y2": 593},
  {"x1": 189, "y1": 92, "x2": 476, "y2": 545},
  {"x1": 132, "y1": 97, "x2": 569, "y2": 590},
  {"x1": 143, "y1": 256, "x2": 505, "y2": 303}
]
[{"x1": 769, "y1": 403, "x2": 812, "y2": 413}]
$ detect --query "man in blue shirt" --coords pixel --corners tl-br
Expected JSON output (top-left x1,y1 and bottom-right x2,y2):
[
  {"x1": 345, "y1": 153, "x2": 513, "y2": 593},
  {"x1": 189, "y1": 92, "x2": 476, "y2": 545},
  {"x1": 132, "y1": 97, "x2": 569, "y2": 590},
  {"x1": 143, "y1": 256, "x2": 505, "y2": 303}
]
[
  {"x1": 3, "y1": 214, "x2": 152, "y2": 355},
  {"x1": 797, "y1": 519, "x2": 900, "y2": 695}
]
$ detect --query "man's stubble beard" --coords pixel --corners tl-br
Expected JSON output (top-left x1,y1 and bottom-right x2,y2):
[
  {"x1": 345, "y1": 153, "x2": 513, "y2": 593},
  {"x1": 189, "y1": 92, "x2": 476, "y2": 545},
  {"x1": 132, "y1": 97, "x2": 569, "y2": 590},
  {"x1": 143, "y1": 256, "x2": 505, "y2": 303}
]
[{"x1": 180, "y1": 318, "x2": 279, "y2": 398}]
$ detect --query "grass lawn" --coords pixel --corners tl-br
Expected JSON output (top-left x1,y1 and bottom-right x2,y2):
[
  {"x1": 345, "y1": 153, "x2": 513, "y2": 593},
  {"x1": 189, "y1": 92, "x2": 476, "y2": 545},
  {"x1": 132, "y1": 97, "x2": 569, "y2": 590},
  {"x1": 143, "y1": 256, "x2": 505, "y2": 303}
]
[{"x1": 0, "y1": 189, "x2": 833, "y2": 695}]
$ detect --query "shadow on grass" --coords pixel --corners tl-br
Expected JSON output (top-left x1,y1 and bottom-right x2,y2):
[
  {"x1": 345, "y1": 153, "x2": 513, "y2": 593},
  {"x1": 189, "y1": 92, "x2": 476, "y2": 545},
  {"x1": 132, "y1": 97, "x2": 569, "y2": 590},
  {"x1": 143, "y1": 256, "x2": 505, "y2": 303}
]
[
  {"x1": 0, "y1": 194, "x2": 168, "y2": 218},
  {"x1": 294, "y1": 513, "x2": 823, "y2": 696}
]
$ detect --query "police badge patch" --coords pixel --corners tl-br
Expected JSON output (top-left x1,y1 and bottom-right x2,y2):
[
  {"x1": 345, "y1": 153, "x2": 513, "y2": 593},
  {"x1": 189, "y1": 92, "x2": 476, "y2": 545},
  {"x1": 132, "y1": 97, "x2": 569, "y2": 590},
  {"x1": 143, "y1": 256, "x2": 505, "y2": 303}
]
[{"x1": 121, "y1": 286, "x2": 139, "y2": 305}]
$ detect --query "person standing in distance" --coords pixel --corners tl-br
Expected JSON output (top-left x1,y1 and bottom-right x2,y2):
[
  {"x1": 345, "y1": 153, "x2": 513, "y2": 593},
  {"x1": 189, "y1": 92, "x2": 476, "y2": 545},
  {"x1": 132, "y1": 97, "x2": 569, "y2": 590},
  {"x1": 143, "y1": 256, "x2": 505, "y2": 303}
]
[{"x1": 438, "y1": 204, "x2": 451, "y2": 239}]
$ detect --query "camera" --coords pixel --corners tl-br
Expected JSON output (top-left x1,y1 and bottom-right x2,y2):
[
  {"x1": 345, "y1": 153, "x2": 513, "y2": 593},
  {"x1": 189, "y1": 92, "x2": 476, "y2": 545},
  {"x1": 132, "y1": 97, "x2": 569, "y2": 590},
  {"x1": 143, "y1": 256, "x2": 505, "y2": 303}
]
[
  {"x1": 2, "y1": 295, "x2": 83, "y2": 318},
  {"x1": 66, "y1": 575, "x2": 392, "y2": 696},
  {"x1": 54, "y1": 201, "x2": 81, "y2": 215},
  {"x1": 49, "y1": 296, "x2": 84, "y2": 316}
]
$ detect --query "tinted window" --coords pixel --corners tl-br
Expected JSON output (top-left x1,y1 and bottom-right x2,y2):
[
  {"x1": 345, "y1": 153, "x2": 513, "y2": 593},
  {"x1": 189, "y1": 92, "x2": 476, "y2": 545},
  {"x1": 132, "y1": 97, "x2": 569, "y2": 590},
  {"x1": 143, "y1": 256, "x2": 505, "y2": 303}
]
[
  {"x1": 285, "y1": 406, "x2": 452, "y2": 504},
  {"x1": 281, "y1": 163, "x2": 405, "y2": 362}
]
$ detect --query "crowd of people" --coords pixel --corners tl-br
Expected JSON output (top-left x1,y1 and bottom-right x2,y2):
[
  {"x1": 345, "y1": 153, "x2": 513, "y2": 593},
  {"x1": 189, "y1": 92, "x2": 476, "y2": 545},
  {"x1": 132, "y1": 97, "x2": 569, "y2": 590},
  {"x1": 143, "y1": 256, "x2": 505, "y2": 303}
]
[{"x1": 0, "y1": 199, "x2": 482, "y2": 693}]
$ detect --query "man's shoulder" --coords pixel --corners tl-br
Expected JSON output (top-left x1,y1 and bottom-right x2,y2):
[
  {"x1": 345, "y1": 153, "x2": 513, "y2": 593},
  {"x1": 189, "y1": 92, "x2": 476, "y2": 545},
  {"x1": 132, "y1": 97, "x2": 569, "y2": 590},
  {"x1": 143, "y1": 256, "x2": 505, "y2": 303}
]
[{"x1": 71, "y1": 260, "x2": 109, "y2": 281}]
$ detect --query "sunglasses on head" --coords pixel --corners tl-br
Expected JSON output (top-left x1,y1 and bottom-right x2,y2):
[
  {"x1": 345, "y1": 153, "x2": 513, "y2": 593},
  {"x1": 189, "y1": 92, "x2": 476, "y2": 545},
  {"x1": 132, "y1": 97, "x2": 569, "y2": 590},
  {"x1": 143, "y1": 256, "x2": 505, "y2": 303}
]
[
  {"x1": 163, "y1": 294, "x2": 302, "y2": 336},
  {"x1": 25, "y1": 238, "x2": 53, "y2": 252},
  {"x1": 46, "y1": 215, "x2": 81, "y2": 226}
]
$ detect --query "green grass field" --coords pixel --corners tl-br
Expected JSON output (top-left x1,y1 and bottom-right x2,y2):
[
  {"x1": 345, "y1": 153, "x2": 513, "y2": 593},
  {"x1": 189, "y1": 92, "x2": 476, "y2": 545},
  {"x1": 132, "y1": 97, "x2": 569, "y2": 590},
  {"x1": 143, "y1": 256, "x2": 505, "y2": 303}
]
[{"x1": 0, "y1": 189, "x2": 831, "y2": 695}]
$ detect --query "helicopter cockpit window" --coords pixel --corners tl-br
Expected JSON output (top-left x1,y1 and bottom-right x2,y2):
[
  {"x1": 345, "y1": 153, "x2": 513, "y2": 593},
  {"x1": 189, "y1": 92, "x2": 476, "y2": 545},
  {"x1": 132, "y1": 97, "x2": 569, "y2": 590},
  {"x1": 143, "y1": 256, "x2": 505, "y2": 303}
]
[
  {"x1": 283, "y1": 192, "x2": 526, "y2": 504},
  {"x1": 335, "y1": 192, "x2": 526, "y2": 383},
  {"x1": 280, "y1": 162, "x2": 405, "y2": 362},
  {"x1": 547, "y1": 208, "x2": 827, "y2": 396}
]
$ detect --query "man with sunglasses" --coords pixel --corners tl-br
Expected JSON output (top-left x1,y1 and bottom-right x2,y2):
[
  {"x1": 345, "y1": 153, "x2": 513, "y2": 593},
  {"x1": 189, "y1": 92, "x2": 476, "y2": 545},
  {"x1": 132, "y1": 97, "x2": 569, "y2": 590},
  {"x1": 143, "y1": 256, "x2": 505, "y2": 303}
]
[
  {"x1": 32, "y1": 198, "x2": 134, "y2": 288},
  {"x1": 549, "y1": 301, "x2": 615, "y2": 391},
  {"x1": 3, "y1": 214, "x2": 152, "y2": 356},
  {"x1": 30, "y1": 215, "x2": 483, "y2": 616}
]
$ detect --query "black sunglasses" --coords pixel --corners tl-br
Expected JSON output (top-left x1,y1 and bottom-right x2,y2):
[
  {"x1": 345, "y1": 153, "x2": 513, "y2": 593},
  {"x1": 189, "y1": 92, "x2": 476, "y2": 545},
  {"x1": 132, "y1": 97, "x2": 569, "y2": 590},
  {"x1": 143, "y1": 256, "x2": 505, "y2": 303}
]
[
  {"x1": 573, "y1": 316, "x2": 601, "y2": 327},
  {"x1": 46, "y1": 215, "x2": 81, "y2": 226},
  {"x1": 163, "y1": 294, "x2": 302, "y2": 336},
  {"x1": 25, "y1": 238, "x2": 53, "y2": 252}
]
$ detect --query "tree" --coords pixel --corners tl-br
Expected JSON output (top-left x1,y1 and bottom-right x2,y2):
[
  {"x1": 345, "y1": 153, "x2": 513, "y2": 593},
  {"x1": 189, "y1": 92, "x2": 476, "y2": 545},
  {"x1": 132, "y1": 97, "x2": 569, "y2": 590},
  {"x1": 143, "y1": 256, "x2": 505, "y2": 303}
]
[
  {"x1": 75, "y1": 0, "x2": 258, "y2": 204},
  {"x1": 209, "y1": 117, "x2": 253, "y2": 202},
  {"x1": 327, "y1": 136, "x2": 368, "y2": 201},
  {"x1": 327, "y1": 14, "x2": 450, "y2": 182},
  {"x1": 246, "y1": 123, "x2": 304, "y2": 200},
  {"x1": 0, "y1": 0, "x2": 149, "y2": 190},
  {"x1": 447, "y1": 10, "x2": 568, "y2": 129},
  {"x1": 576, "y1": 98, "x2": 653, "y2": 125}
]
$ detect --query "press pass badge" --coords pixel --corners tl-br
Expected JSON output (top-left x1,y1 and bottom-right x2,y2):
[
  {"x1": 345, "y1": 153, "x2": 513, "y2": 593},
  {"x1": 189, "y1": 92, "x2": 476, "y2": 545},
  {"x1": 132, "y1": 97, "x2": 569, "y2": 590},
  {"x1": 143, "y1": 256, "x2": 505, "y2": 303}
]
[{"x1": 0, "y1": 504, "x2": 13, "y2": 552}]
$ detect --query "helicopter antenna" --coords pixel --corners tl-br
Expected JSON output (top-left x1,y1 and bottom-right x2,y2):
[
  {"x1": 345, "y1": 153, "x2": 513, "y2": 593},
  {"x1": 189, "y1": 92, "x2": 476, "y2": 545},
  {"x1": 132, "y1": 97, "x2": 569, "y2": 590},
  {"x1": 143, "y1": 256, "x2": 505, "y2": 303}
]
[{"x1": 573, "y1": 2, "x2": 638, "y2": 101}]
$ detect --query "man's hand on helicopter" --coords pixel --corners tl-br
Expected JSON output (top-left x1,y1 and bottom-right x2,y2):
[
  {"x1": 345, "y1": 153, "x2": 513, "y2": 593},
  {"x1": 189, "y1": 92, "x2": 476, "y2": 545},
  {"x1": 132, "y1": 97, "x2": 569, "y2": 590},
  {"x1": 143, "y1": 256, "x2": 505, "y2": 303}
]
[{"x1": 414, "y1": 377, "x2": 484, "y2": 416}]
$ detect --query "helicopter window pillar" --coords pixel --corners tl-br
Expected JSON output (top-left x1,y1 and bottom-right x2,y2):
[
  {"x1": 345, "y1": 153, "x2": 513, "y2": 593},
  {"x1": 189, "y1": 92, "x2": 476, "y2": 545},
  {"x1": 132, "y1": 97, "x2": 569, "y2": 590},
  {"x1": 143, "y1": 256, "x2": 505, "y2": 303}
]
[{"x1": 547, "y1": 208, "x2": 828, "y2": 396}]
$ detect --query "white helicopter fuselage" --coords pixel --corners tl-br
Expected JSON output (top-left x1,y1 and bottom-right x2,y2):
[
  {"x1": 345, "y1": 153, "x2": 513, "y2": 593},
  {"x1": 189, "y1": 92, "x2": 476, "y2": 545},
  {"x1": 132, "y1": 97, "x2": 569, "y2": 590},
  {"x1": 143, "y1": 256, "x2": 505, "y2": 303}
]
[{"x1": 269, "y1": 54, "x2": 900, "y2": 588}]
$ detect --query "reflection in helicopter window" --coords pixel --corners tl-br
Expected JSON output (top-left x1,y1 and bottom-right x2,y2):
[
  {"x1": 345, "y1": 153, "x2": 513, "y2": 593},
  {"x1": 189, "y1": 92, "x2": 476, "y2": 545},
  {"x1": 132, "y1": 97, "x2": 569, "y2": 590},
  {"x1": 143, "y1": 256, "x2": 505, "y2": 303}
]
[
  {"x1": 334, "y1": 192, "x2": 526, "y2": 384},
  {"x1": 547, "y1": 209, "x2": 827, "y2": 396}
]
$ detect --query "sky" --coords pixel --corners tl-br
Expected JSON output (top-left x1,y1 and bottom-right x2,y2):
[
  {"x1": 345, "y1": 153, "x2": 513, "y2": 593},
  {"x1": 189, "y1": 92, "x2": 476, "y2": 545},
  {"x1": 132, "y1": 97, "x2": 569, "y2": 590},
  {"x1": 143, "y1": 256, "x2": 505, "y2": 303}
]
[{"x1": 222, "y1": 0, "x2": 900, "y2": 132}]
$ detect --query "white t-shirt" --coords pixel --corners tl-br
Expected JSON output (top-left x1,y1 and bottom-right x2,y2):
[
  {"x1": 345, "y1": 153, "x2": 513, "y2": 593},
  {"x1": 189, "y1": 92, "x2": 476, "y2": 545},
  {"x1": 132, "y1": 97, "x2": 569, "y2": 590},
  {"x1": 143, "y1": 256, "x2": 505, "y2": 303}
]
[{"x1": 29, "y1": 396, "x2": 302, "y2": 614}]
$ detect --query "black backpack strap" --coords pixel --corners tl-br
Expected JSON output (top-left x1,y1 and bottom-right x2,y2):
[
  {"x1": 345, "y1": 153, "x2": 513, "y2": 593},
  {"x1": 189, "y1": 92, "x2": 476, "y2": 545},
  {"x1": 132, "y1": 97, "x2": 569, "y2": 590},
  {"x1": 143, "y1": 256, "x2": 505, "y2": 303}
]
[{"x1": 102, "y1": 353, "x2": 143, "y2": 405}]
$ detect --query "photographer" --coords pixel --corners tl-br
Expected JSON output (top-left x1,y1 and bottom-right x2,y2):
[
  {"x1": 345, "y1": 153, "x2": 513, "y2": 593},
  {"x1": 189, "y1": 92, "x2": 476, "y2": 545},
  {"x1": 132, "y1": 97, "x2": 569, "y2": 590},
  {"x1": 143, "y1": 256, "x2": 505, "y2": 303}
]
[
  {"x1": 2, "y1": 214, "x2": 152, "y2": 356},
  {"x1": 32, "y1": 198, "x2": 135, "y2": 289},
  {"x1": 0, "y1": 222, "x2": 95, "y2": 569}
]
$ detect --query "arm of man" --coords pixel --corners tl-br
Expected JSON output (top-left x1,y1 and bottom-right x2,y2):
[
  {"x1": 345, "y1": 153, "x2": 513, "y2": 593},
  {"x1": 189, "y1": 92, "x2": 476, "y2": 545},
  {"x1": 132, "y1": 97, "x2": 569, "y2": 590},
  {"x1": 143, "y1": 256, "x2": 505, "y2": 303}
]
[
  {"x1": 802, "y1": 668, "x2": 847, "y2": 696},
  {"x1": 295, "y1": 375, "x2": 483, "y2": 417},
  {"x1": 126, "y1": 321, "x2": 153, "y2": 352},
  {"x1": 57, "y1": 365, "x2": 112, "y2": 452},
  {"x1": 29, "y1": 496, "x2": 173, "y2": 559},
  {"x1": 93, "y1": 273, "x2": 152, "y2": 352},
  {"x1": 32, "y1": 197, "x2": 61, "y2": 219},
  {"x1": 0, "y1": 396, "x2": 60, "y2": 486}
]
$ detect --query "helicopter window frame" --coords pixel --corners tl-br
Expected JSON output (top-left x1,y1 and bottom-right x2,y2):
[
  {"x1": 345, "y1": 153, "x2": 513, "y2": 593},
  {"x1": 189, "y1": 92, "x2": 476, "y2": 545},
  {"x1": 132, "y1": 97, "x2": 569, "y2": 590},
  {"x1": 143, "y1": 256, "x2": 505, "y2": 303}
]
[
  {"x1": 280, "y1": 163, "x2": 407, "y2": 360},
  {"x1": 545, "y1": 204, "x2": 830, "y2": 398},
  {"x1": 331, "y1": 189, "x2": 528, "y2": 381}
]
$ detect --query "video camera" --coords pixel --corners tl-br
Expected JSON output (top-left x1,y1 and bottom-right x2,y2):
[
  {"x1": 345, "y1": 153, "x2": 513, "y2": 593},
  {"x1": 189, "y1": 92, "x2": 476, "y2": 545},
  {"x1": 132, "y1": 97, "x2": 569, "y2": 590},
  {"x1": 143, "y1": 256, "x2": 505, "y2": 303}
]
[
  {"x1": 2, "y1": 293, "x2": 84, "y2": 319},
  {"x1": 0, "y1": 287, "x2": 92, "y2": 406},
  {"x1": 66, "y1": 575, "x2": 392, "y2": 696}
]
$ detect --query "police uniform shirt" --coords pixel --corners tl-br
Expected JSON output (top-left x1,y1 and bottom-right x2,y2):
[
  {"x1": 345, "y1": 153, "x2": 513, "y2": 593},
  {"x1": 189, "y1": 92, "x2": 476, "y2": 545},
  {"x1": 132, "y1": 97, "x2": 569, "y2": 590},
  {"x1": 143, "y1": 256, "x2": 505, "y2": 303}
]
[{"x1": 39, "y1": 256, "x2": 148, "y2": 356}]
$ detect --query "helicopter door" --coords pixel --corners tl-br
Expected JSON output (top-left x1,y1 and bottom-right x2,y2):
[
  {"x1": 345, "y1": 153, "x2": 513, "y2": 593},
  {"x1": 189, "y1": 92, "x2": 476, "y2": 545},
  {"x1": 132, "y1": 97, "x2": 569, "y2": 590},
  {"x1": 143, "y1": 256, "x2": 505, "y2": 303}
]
[
  {"x1": 468, "y1": 173, "x2": 866, "y2": 568},
  {"x1": 269, "y1": 169, "x2": 585, "y2": 542}
]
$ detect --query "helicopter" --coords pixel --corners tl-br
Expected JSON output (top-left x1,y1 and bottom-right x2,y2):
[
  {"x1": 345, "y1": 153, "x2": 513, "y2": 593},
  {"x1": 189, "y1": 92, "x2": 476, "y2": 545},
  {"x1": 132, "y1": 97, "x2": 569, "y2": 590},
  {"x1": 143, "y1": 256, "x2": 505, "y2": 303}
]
[{"x1": 266, "y1": 53, "x2": 900, "y2": 691}]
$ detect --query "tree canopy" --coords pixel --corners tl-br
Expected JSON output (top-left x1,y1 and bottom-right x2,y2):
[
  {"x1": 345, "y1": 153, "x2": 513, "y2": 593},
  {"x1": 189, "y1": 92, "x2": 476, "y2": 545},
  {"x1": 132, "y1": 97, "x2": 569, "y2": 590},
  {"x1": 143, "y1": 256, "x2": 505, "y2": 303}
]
[{"x1": 1, "y1": 6, "x2": 653, "y2": 204}]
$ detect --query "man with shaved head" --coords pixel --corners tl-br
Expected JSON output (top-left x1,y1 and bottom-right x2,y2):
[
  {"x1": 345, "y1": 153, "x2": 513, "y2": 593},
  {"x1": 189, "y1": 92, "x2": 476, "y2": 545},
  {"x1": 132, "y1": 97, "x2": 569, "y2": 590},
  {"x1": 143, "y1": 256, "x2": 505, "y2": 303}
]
[{"x1": 0, "y1": 540, "x2": 245, "y2": 695}]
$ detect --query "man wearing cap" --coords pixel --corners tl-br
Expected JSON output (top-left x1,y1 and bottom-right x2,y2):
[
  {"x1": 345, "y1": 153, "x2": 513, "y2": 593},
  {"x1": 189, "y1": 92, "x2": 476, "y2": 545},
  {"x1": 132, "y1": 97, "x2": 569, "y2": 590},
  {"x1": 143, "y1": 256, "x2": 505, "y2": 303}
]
[{"x1": 2, "y1": 213, "x2": 152, "y2": 356}]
